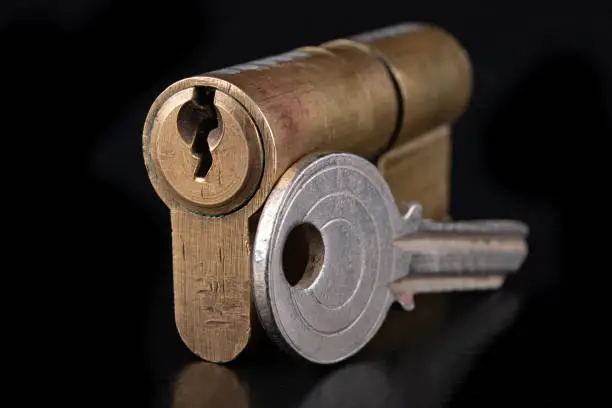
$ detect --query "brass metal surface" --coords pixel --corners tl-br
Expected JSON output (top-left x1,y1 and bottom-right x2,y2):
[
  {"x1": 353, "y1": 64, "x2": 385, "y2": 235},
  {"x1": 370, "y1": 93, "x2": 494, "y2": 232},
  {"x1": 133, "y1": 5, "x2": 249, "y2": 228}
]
[
  {"x1": 378, "y1": 125, "x2": 451, "y2": 220},
  {"x1": 171, "y1": 210, "x2": 251, "y2": 362},
  {"x1": 142, "y1": 22, "x2": 471, "y2": 362},
  {"x1": 149, "y1": 88, "x2": 263, "y2": 215},
  {"x1": 331, "y1": 23, "x2": 472, "y2": 146}
]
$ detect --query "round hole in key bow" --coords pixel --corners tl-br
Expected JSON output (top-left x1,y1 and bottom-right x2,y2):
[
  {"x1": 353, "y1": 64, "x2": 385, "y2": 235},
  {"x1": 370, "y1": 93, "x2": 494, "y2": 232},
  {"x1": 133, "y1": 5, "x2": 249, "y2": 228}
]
[{"x1": 282, "y1": 223, "x2": 325, "y2": 288}]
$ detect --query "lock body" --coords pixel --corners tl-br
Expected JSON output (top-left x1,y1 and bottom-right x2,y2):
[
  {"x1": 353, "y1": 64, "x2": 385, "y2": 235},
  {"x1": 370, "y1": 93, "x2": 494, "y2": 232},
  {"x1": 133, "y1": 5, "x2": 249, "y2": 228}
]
[{"x1": 143, "y1": 22, "x2": 471, "y2": 362}]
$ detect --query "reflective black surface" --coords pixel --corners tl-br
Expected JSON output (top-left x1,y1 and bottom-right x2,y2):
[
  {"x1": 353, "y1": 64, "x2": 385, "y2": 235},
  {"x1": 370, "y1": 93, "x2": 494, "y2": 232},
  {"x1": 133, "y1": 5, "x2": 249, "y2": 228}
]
[{"x1": 152, "y1": 292, "x2": 524, "y2": 408}]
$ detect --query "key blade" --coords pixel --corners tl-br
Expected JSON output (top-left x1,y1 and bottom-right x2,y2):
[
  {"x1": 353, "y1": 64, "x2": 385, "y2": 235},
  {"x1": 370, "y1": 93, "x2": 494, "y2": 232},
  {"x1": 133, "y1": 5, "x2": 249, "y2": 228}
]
[
  {"x1": 419, "y1": 219, "x2": 529, "y2": 235},
  {"x1": 390, "y1": 219, "x2": 528, "y2": 311},
  {"x1": 397, "y1": 234, "x2": 528, "y2": 274},
  {"x1": 389, "y1": 276, "x2": 505, "y2": 311},
  {"x1": 395, "y1": 219, "x2": 528, "y2": 274}
]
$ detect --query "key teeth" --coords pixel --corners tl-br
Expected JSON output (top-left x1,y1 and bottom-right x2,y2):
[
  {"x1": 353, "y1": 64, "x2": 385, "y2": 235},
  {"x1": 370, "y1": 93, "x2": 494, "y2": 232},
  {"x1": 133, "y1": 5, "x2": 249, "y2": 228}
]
[
  {"x1": 398, "y1": 201, "x2": 423, "y2": 236},
  {"x1": 388, "y1": 281, "x2": 416, "y2": 311},
  {"x1": 403, "y1": 201, "x2": 422, "y2": 219}
]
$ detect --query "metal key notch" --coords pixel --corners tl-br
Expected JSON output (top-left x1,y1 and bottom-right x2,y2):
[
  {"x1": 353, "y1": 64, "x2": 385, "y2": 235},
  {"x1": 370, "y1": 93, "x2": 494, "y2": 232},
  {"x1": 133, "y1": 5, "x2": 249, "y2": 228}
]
[{"x1": 252, "y1": 152, "x2": 528, "y2": 364}]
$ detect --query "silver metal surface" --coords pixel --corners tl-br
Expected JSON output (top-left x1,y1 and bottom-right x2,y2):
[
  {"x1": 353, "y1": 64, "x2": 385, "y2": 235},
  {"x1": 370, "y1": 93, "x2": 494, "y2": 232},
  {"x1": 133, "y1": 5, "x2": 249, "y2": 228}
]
[{"x1": 252, "y1": 152, "x2": 528, "y2": 364}]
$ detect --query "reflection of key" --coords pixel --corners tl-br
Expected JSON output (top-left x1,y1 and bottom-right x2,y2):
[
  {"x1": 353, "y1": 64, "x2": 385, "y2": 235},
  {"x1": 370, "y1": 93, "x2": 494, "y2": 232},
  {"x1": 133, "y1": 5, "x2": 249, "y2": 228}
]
[{"x1": 252, "y1": 152, "x2": 528, "y2": 364}]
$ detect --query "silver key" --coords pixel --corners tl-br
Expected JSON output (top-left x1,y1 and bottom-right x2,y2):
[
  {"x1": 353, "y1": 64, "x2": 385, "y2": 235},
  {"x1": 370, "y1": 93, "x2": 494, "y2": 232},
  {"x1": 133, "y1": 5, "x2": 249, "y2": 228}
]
[
  {"x1": 390, "y1": 209, "x2": 527, "y2": 311},
  {"x1": 252, "y1": 152, "x2": 528, "y2": 364}
]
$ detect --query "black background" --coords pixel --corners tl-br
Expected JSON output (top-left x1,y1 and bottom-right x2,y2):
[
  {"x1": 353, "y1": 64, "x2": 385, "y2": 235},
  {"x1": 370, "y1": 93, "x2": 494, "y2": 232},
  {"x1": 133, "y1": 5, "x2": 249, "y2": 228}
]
[{"x1": 4, "y1": 0, "x2": 608, "y2": 406}]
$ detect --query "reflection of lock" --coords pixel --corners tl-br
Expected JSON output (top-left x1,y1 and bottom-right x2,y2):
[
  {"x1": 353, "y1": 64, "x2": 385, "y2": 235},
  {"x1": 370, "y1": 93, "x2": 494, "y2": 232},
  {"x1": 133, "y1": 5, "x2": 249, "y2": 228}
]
[{"x1": 143, "y1": 22, "x2": 471, "y2": 362}]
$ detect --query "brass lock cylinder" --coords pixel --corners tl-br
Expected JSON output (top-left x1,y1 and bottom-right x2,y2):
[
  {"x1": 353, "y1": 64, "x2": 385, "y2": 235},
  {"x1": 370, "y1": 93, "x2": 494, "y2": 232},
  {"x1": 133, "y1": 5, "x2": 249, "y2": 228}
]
[
  {"x1": 142, "y1": 22, "x2": 471, "y2": 363},
  {"x1": 143, "y1": 22, "x2": 471, "y2": 216}
]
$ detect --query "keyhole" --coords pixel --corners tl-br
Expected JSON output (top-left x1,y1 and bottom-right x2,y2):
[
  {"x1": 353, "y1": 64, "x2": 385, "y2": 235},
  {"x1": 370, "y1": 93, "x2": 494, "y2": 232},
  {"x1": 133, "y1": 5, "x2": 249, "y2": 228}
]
[{"x1": 177, "y1": 87, "x2": 220, "y2": 182}]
